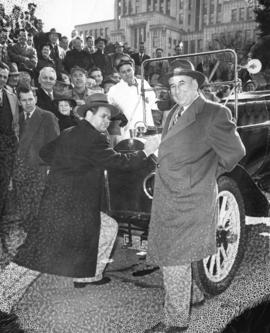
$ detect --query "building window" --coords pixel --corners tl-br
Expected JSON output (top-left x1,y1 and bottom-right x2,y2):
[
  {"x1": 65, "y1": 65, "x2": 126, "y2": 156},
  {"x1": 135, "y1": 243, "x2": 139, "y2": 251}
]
[
  {"x1": 210, "y1": 13, "x2": 215, "y2": 24},
  {"x1": 245, "y1": 29, "x2": 253, "y2": 41},
  {"x1": 160, "y1": 0, "x2": 164, "y2": 13},
  {"x1": 179, "y1": 13, "x2": 183, "y2": 24},
  {"x1": 239, "y1": 7, "x2": 245, "y2": 20},
  {"x1": 154, "y1": 0, "x2": 158, "y2": 11},
  {"x1": 100, "y1": 28, "x2": 104, "y2": 36},
  {"x1": 247, "y1": 7, "x2": 254, "y2": 20},
  {"x1": 203, "y1": 14, "x2": 208, "y2": 24},
  {"x1": 179, "y1": 0, "x2": 184, "y2": 9},
  {"x1": 197, "y1": 39, "x2": 203, "y2": 52},
  {"x1": 168, "y1": 37, "x2": 172, "y2": 48},
  {"x1": 231, "y1": 9, "x2": 237, "y2": 22},
  {"x1": 188, "y1": 0, "x2": 191, "y2": 10},
  {"x1": 135, "y1": 0, "x2": 139, "y2": 13},
  {"x1": 166, "y1": 0, "x2": 170, "y2": 15},
  {"x1": 94, "y1": 29, "x2": 98, "y2": 38},
  {"x1": 123, "y1": 0, "x2": 127, "y2": 15},
  {"x1": 188, "y1": 13, "x2": 191, "y2": 25},
  {"x1": 128, "y1": 0, "x2": 133, "y2": 14},
  {"x1": 190, "y1": 40, "x2": 195, "y2": 53},
  {"x1": 217, "y1": 11, "x2": 222, "y2": 23},
  {"x1": 203, "y1": 0, "x2": 207, "y2": 14},
  {"x1": 147, "y1": 0, "x2": 152, "y2": 12},
  {"x1": 105, "y1": 28, "x2": 108, "y2": 37}
]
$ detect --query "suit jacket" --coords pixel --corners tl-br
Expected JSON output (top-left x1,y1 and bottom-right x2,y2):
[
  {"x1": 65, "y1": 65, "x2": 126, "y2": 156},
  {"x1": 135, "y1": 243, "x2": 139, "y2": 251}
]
[
  {"x1": 36, "y1": 87, "x2": 58, "y2": 116},
  {"x1": 8, "y1": 43, "x2": 38, "y2": 72},
  {"x1": 147, "y1": 96, "x2": 246, "y2": 266},
  {"x1": 131, "y1": 52, "x2": 151, "y2": 75},
  {"x1": 18, "y1": 106, "x2": 59, "y2": 168},
  {"x1": 92, "y1": 50, "x2": 112, "y2": 76},
  {"x1": 4, "y1": 88, "x2": 20, "y2": 139}
]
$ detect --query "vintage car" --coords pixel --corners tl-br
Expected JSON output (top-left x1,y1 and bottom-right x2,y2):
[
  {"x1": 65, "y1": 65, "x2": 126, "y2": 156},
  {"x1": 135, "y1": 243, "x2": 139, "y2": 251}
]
[{"x1": 104, "y1": 49, "x2": 270, "y2": 296}]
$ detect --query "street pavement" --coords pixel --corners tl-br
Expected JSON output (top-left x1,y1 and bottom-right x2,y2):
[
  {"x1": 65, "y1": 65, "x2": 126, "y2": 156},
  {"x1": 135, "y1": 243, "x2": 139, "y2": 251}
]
[{"x1": 1, "y1": 219, "x2": 267, "y2": 333}]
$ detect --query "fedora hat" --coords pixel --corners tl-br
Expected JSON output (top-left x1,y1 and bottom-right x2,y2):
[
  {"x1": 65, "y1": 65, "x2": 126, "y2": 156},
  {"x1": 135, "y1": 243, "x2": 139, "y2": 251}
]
[
  {"x1": 166, "y1": 59, "x2": 206, "y2": 88},
  {"x1": 47, "y1": 28, "x2": 61, "y2": 38},
  {"x1": 9, "y1": 62, "x2": 20, "y2": 76},
  {"x1": 77, "y1": 93, "x2": 120, "y2": 118},
  {"x1": 94, "y1": 36, "x2": 107, "y2": 45}
]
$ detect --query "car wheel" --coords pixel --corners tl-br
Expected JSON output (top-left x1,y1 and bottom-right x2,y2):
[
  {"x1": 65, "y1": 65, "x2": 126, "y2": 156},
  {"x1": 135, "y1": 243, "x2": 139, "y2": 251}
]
[{"x1": 192, "y1": 176, "x2": 247, "y2": 296}]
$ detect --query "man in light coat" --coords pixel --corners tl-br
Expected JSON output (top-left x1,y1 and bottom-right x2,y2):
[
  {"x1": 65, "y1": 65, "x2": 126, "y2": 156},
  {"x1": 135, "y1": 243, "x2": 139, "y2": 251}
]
[{"x1": 144, "y1": 59, "x2": 246, "y2": 333}]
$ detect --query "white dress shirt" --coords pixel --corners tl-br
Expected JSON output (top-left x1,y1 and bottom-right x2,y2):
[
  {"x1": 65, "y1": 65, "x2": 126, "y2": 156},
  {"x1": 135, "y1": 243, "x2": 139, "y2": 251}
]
[{"x1": 107, "y1": 78, "x2": 156, "y2": 140}]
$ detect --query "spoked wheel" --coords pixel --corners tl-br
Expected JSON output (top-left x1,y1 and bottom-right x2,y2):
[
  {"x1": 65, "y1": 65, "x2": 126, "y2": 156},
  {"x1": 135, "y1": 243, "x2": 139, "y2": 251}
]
[{"x1": 192, "y1": 176, "x2": 247, "y2": 296}]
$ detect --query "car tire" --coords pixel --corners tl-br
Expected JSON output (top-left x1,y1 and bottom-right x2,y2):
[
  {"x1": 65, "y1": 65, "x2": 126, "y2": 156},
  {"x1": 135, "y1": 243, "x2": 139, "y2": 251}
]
[{"x1": 192, "y1": 176, "x2": 247, "y2": 296}]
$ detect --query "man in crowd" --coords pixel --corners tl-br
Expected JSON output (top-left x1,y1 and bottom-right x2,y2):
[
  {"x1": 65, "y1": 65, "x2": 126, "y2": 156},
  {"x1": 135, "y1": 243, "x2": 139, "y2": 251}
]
[
  {"x1": 144, "y1": 59, "x2": 246, "y2": 333},
  {"x1": 109, "y1": 41, "x2": 129, "y2": 72},
  {"x1": 59, "y1": 35, "x2": 70, "y2": 53},
  {"x1": 83, "y1": 35, "x2": 95, "y2": 54},
  {"x1": 12, "y1": 85, "x2": 59, "y2": 230},
  {"x1": 63, "y1": 36, "x2": 93, "y2": 73},
  {"x1": 8, "y1": 28, "x2": 37, "y2": 76},
  {"x1": 108, "y1": 59, "x2": 156, "y2": 142},
  {"x1": 0, "y1": 62, "x2": 19, "y2": 221},
  {"x1": 46, "y1": 28, "x2": 65, "y2": 74},
  {"x1": 148, "y1": 47, "x2": 169, "y2": 86},
  {"x1": 131, "y1": 42, "x2": 150, "y2": 75},
  {"x1": 6, "y1": 63, "x2": 20, "y2": 94},
  {"x1": 36, "y1": 66, "x2": 58, "y2": 115},
  {"x1": 92, "y1": 36, "x2": 112, "y2": 76}
]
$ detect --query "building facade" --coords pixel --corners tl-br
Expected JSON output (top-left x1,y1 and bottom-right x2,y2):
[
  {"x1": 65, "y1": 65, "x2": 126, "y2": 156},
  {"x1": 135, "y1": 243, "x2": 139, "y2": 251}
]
[{"x1": 74, "y1": 0, "x2": 258, "y2": 57}]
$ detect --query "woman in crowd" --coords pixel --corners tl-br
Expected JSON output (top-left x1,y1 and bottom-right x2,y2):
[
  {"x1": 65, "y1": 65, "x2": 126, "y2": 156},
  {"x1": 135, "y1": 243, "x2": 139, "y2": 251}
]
[{"x1": 53, "y1": 97, "x2": 79, "y2": 131}]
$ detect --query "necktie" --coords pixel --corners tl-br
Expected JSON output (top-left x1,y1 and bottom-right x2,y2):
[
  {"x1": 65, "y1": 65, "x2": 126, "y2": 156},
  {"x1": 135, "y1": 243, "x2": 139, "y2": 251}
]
[
  {"x1": 25, "y1": 113, "x2": 31, "y2": 120},
  {"x1": 169, "y1": 106, "x2": 183, "y2": 130}
]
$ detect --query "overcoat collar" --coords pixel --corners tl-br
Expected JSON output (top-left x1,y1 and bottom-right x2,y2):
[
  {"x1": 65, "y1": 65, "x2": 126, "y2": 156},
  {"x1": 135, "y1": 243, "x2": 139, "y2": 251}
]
[
  {"x1": 161, "y1": 95, "x2": 206, "y2": 144},
  {"x1": 19, "y1": 107, "x2": 43, "y2": 150}
]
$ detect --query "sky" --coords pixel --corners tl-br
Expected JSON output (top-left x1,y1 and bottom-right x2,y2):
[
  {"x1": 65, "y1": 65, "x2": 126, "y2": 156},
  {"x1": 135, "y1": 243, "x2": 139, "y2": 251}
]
[{"x1": 3, "y1": 0, "x2": 115, "y2": 37}]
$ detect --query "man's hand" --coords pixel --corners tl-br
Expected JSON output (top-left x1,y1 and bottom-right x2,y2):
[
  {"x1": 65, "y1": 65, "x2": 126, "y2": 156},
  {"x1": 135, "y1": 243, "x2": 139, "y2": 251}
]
[{"x1": 144, "y1": 135, "x2": 161, "y2": 156}]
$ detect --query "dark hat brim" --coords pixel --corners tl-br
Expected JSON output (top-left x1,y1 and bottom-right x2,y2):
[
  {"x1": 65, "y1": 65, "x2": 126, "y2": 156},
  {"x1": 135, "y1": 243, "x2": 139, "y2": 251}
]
[
  {"x1": 95, "y1": 37, "x2": 107, "y2": 45},
  {"x1": 77, "y1": 102, "x2": 120, "y2": 118},
  {"x1": 165, "y1": 69, "x2": 206, "y2": 88},
  {"x1": 53, "y1": 98, "x2": 77, "y2": 108}
]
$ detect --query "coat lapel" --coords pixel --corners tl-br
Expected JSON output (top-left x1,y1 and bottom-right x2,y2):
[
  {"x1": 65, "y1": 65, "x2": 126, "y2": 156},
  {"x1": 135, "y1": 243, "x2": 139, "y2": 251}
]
[
  {"x1": 162, "y1": 96, "x2": 206, "y2": 144},
  {"x1": 19, "y1": 108, "x2": 43, "y2": 152}
]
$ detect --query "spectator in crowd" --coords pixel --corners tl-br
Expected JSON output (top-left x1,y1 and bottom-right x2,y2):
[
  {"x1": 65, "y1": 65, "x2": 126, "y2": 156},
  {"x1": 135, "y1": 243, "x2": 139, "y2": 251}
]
[
  {"x1": 0, "y1": 42, "x2": 10, "y2": 65},
  {"x1": 35, "y1": 43, "x2": 56, "y2": 84},
  {"x1": 46, "y1": 28, "x2": 65, "y2": 75},
  {"x1": 102, "y1": 76, "x2": 118, "y2": 94},
  {"x1": 88, "y1": 66, "x2": 104, "y2": 93},
  {"x1": 9, "y1": 5, "x2": 22, "y2": 39},
  {"x1": 26, "y1": 32, "x2": 34, "y2": 46},
  {"x1": 8, "y1": 28, "x2": 37, "y2": 76},
  {"x1": 0, "y1": 62, "x2": 19, "y2": 221},
  {"x1": 33, "y1": 19, "x2": 47, "y2": 52},
  {"x1": 111, "y1": 69, "x2": 121, "y2": 82},
  {"x1": 53, "y1": 97, "x2": 79, "y2": 131},
  {"x1": 92, "y1": 36, "x2": 112, "y2": 76},
  {"x1": 0, "y1": 4, "x2": 10, "y2": 29},
  {"x1": 243, "y1": 79, "x2": 257, "y2": 92},
  {"x1": 36, "y1": 66, "x2": 58, "y2": 115},
  {"x1": 131, "y1": 42, "x2": 150, "y2": 75},
  {"x1": 66, "y1": 66, "x2": 95, "y2": 107},
  {"x1": 85, "y1": 76, "x2": 96, "y2": 90},
  {"x1": 84, "y1": 35, "x2": 95, "y2": 54},
  {"x1": 6, "y1": 63, "x2": 20, "y2": 94},
  {"x1": 59, "y1": 35, "x2": 69, "y2": 53},
  {"x1": 63, "y1": 36, "x2": 93, "y2": 74},
  {"x1": 12, "y1": 85, "x2": 59, "y2": 231},
  {"x1": 148, "y1": 47, "x2": 169, "y2": 86},
  {"x1": 8, "y1": 93, "x2": 159, "y2": 290},
  {"x1": 109, "y1": 41, "x2": 129, "y2": 72},
  {"x1": 53, "y1": 75, "x2": 72, "y2": 97},
  {"x1": 201, "y1": 81, "x2": 220, "y2": 102},
  {"x1": 28, "y1": 2, "x2": 38, "y2": 28},
  {"x1": 144, "y1": 59, "x2": 245, "y2": 333},
  {"x1": 174, "y1": 44, "x2": 182, "y2": 56},
  {"x1": 108, "y1": 59, "x2": 156, "y2": 142}
]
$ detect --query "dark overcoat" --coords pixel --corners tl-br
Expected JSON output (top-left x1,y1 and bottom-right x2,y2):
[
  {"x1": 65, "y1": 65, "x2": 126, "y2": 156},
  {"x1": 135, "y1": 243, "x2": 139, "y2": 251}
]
[
  {"x1": 147, "y1": 96, "x2": 246, "y2": 267},
  {"x1": 14, "y1": 120, "x2": 148, "y2": 278}
]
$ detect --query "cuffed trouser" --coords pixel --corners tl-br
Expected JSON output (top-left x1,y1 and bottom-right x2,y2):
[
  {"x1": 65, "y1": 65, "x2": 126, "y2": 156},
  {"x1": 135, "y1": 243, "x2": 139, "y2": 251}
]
[
  {"x1": 73, "y1": 212, "x2": 118, "y2": 283},
  {"x1": 162, "y1": 264, "x2": 205, "y2": 327}
]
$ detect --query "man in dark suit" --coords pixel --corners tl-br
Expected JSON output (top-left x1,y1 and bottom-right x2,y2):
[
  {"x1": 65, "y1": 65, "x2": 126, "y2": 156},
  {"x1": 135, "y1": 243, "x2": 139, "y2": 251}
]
[
  {"x1": 144, "y1": 60, "x2": 246, "y2": 332},
  {"x1": 0, "y1": 62, "x2": 19, "y2": 220},
  {"x1": 92, "y1": 37, "x2": 112, "y2": 76},
  {"x1": 131, "y1": 42, "x2": 150, "y2": 76},
  {"x1": 13, "y1": 85, "x2": 59, "y2": 231},
  {"x1": 36, "y1": 66, "x2": 58, "y2": 115}
]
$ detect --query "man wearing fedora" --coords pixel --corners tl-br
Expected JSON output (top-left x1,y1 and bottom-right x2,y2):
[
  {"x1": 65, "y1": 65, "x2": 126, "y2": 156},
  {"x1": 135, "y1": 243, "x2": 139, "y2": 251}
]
[
  {"x1": 46, "y1": 28, "x2": 65, "y2": 74},
  {"x1": 92, "y1": 36, "x2": 112, "y2": 76},
  {"x1": 6, "y1": 93, "x2": 160, "y2": 291},
  {"x1": 144, "y1": 60, "x2": 246, "y2": 332},
  {"x1": 6, "y1": 62, "x2": 20, "y2": 94}
]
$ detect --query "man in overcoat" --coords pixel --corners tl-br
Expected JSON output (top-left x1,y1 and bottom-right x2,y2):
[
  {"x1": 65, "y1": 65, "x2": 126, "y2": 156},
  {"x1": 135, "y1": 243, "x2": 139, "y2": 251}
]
[
  {"x1": 12, "y1": 85, "x2": 59, "y2": 230},
  {"x1": 144, "y1": 60, "x2": 246, "y2": 333}
]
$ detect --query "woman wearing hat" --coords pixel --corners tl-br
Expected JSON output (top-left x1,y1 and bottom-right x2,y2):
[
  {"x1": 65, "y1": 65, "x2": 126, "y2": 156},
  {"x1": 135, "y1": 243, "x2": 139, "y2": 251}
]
[
  {"x1": 53, "y1": 97, "x2": 78, "y2": 131},
  {"x1": 12, "y1": 93, "x2": 160, "y2": 288}
]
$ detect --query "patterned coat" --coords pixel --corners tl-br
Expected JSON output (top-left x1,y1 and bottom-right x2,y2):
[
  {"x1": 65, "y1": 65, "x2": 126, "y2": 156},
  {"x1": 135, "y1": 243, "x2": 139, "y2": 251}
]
[
  {"x1": 147, "y1": 96, "x2": 246, "y2": 267},
  {"x1": 14, "y1": 120, "x2": 149, "y2": 278}
]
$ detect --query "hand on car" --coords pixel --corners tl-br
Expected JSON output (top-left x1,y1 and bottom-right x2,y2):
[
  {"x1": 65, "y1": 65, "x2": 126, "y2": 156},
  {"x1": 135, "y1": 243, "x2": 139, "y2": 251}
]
[{"x1": 144, "y1": 135, "x2": 161, "y2": 156}]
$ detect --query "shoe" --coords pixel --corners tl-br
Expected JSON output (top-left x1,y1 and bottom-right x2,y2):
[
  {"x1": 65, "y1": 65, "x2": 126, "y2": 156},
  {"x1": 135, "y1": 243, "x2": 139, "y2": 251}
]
[
  {"x1": 73, "y1": 277, "x2": 111, "y2": 288},
  {"x1": 144, "y1": 322, "x2": 166, "y2": 332},
  {"x1": 192, "y1": 298, "x2": 205, "y2": 308},
  {"x1": 132, "y1": 266, "x2": 159, "y2": 277}
]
